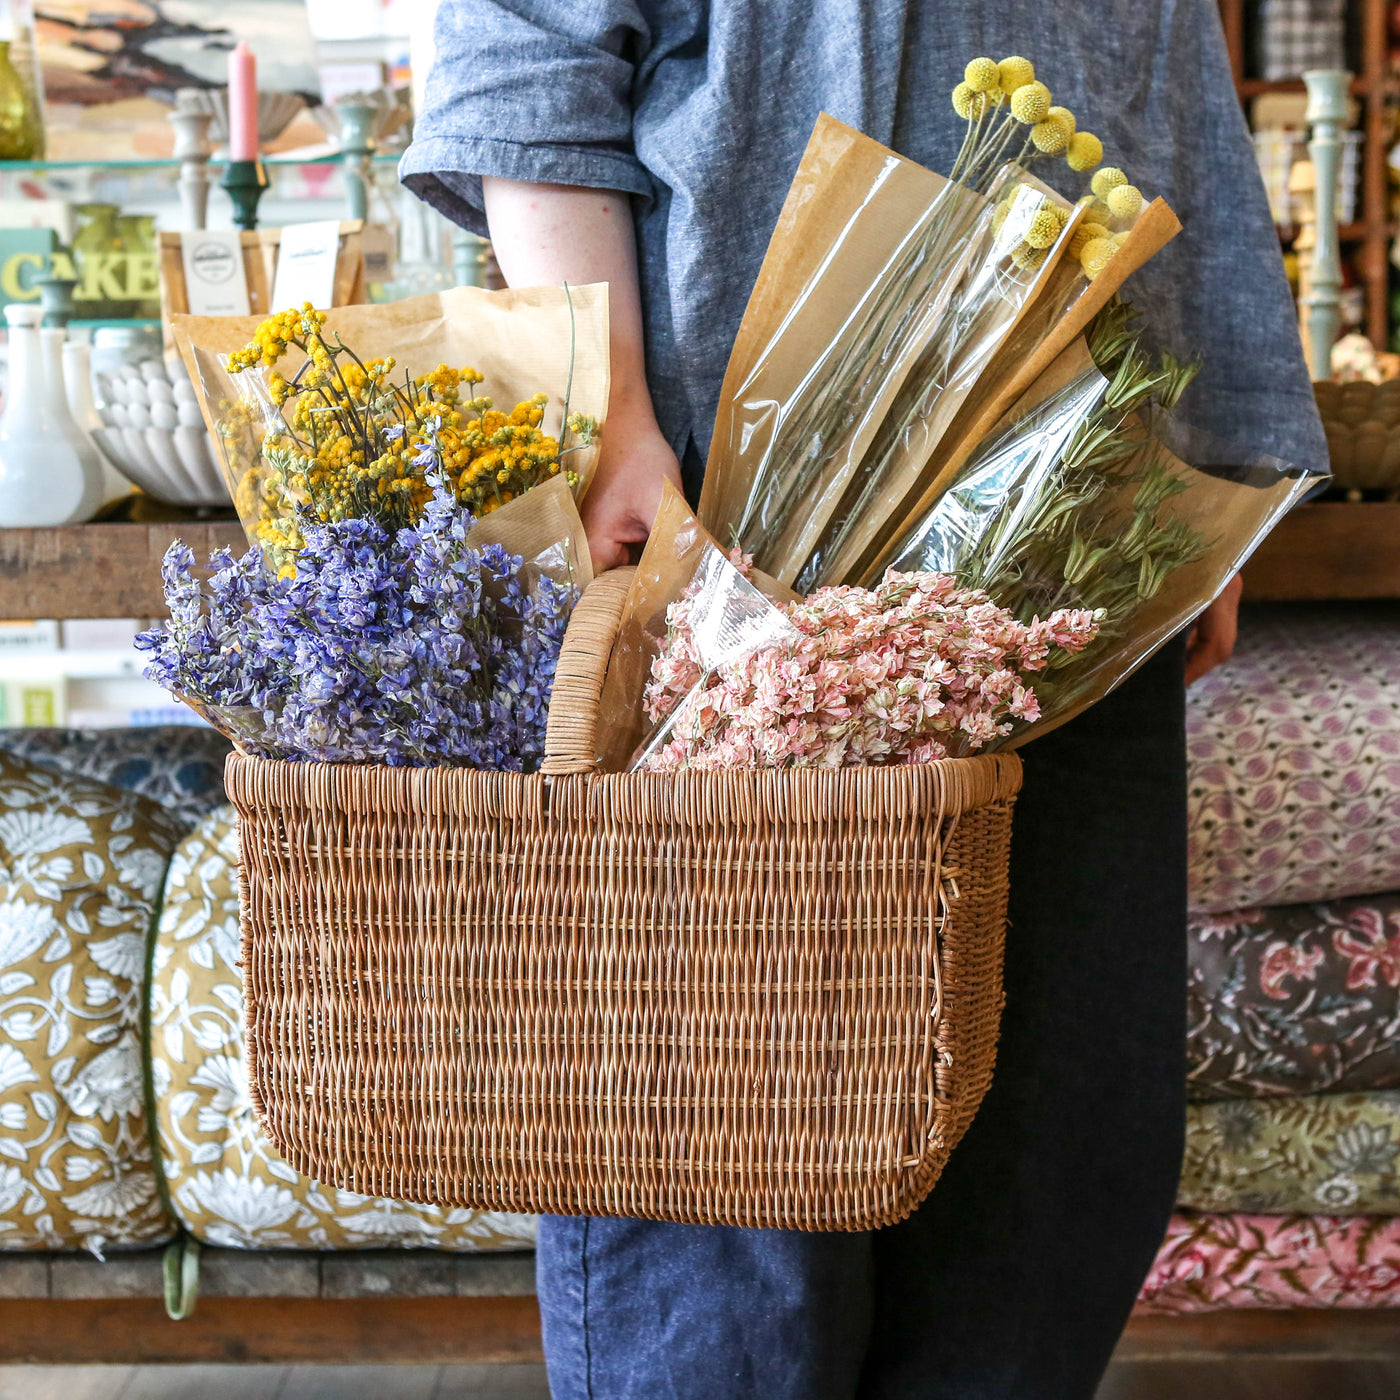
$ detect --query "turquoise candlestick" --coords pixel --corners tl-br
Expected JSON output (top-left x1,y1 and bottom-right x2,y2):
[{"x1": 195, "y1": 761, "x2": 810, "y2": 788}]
[{"x1": 222, "y1": 158, "x2": 269, "y2": 232}]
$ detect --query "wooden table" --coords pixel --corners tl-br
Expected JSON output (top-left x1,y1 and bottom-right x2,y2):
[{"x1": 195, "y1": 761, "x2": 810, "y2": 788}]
[
  {"x1": 0, "y1": 521, "x2": 246, "y2": 619},
  {"x1": 4, "y1": 1249, "x2": 1399, "y2": 1365},
  {"x1": 1242, "y1": 501, "x2": 1400, "y2": 601}
]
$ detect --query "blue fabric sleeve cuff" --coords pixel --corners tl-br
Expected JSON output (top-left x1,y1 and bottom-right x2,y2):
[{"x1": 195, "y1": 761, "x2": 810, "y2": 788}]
[{"x1": 399, "y1": 135, "x2": 654, "y2": 236}]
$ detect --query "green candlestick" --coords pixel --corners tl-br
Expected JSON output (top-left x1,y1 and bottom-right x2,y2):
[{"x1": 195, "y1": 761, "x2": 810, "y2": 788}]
[{"x1": 221, "y1": 158, "x2": 269, "y2": 232}]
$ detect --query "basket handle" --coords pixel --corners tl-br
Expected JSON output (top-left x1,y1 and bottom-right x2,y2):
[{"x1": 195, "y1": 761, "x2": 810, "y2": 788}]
[{"x1": 540, "y1": 565, "x2": 636, "y2": 775}]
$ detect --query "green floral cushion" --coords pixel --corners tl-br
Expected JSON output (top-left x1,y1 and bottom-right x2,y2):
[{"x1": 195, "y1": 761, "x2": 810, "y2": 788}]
[
  {"x1": 1180, "y1": 1091, "x2": 1400, "y2": 1215},
  {"x1": 151, "y1": 807, "x2": 536, "y2": 1251},
  {"x1": 0, "y1": 751, "x2": 186, "y2": 1252}
]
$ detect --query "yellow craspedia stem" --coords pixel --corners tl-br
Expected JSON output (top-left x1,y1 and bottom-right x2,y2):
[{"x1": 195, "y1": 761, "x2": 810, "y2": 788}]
[
  {"x1": 1047, "y1": 105, "x2": 1076, "y2": 137},
  {"x1": 1031, "y1": 115, "x2": 1071, "y2": 154},
  {"x1": 1106, "y1": 183, "x2": 1144, "y2": 220},
  {"x1": 1010, "y1": 80, "x2": 1051, "y2": 124},
  {"x1": 1078, "y1": 237, "x2": 1116, "y2": 280},
  {"x1": 964, "y1": 57, "x2": 1000, "y2": 93},
  {"x1": 996, "y1": 55, "x2": 1035, "y2": 95},
  {"x1": 1067, "y1": 131, "x2": 1103, "y2": 172},
  {"x1": 1091, "y1": 166, "x2": 1129, "y2": 199},
  {"x1": 1023, "y1": 205, "x2": 1068, "y2": 250}
]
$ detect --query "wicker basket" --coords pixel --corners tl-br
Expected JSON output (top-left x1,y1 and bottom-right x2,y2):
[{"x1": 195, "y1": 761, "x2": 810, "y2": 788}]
[
  {"x1": 227, "y1": 567, "x2": 1023, "y2": 1231},
  {"x1": 1314, "y1": 379, "x2": 1400, "y2": 496}
]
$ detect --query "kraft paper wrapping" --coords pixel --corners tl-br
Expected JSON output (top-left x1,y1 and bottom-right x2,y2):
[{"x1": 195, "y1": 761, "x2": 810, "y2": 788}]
[
  {"x1": 804, "y1": 173, "x2": 1087, "y2": 590},
  {"x1": 697, "y1": 115, "x2": 970, "y2": 572},
  {"x1": 171, "y1": 282, "x2": 610, "y2": 553},
  {"x1": 696, "y1": 113, "x2": 1105, "y2": 591}
]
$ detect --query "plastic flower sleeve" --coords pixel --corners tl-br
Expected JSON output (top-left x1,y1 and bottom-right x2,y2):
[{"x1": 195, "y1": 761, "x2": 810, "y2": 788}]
[
  {"x1": 593, "y1": 482, "x2": 799, "y2": 773},
  {"x1": 880, "y1": 353, "x2": 1323, "y2": 750},
  {"x1": 697, "y1": 115, "x2": 978, "y2": 568},
  {"x1": 792, "y1": 170, "x2": 1088, "y2": 593}
]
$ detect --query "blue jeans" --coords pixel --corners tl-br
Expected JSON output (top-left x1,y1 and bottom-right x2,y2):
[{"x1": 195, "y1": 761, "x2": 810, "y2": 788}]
[{"x1": 538, "y1": 642, "x2": 1187, "y2": 1400}]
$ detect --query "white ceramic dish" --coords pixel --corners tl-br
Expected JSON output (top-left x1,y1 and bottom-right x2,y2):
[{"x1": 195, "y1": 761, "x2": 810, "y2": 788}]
[{"x1": 94, "y1": 362, "x2": 231, "y2": 510}]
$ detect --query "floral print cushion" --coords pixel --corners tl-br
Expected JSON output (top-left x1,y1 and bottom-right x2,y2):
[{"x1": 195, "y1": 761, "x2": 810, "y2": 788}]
[
  {"x1": 1187, "y1": 604, "x2": 1400, "y2": 914},
  {"x1": 1179, "y1": 1092, "x2": 1400, "y2": 1215},
  {"x1": 1137, "y1": 1212, "x2": 1400, "y2": 1313},
  {"x1": 0, "y1": 750, "x2": 186, "y2": 1253},
  {"x1": 0, "y1": 727, "x2": 232, "y2": 830},
  {"x1": 151, "y1": 806, "x2": 536, "y2": 1251},
  {"x1": 1188, "y1": 897, "x2": 1400, "y2": 1100}
]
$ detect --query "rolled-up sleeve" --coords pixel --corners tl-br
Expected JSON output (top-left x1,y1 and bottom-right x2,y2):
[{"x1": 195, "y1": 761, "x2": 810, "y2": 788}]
[{"x1": 400, "y1": 0, "x2": 653, "y2": 234}]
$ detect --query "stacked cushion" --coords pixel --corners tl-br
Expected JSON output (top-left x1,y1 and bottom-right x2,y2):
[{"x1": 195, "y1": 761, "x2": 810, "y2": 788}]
[
  {"x1": 0, "y1": 726, "x2": 232, "y2": 830},
  {"x1": 150, "y1": 807, "x2": 536, "y2": 1251},
  {"x1": 0, "y1": 750, "x2": 187, "y2": 1252},
  {"x1": 1187, "y1": 895, "x2": 1400, "y2": 1100},
  {"x1": 1187, "y1": 604, "x2": 1400, "y2": 914},
  {"x1": 1179, "y1": 1092, "x2": 1400, "y2": 1215},
  {"x1": 1159, "y1": 605, "x2": 1400, "y2": 1311},
  {"x1": 1139, "y1": 1212, "x2": 1400, "y2": 1313}
]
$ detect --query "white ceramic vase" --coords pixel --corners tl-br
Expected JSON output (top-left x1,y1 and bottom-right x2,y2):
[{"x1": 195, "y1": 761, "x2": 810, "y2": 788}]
[
  {"x1": 0, "y1": 306, "x2": 100, "y2": 526},
  {"x1": 62, "y1": 339, "x2": 130, "y2": 507},
  {"x1": 40, "y1": 327, "x2": 106, "y2": 520}
]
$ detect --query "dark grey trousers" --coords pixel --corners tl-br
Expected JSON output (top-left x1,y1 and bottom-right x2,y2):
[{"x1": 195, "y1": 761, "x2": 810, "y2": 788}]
[{"x1": 539, "y1": 640, "x2": 1188, "y2": 1400}]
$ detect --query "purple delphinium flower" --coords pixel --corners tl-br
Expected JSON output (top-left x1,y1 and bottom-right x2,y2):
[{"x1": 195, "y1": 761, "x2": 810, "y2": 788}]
[{"x1": 135, "y1": 470, "x2": 577, "y2": 770}]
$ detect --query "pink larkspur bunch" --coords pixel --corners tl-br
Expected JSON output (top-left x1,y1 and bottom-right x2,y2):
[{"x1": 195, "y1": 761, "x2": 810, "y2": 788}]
[{"x1": 641, "y1": 570, "x2": 1100, "y2": 772}]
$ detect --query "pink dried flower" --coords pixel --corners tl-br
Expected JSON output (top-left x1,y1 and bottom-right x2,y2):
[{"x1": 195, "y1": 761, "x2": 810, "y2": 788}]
[{"x1": 640, "y1": 570, "x2": 1101, "y2": 772}]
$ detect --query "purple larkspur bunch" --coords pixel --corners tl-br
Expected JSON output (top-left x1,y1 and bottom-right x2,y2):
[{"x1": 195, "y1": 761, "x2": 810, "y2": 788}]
[{"x1": 136, "y1": 471, "x2": 576, "y2": 770}]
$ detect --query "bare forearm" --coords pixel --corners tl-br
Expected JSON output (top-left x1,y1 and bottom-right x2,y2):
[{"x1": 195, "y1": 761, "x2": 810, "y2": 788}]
[
  {"x1": 481, "y1": 177, "x2": 651, "y2": 418},
  {"x1": 480, "y1": 176, "x2": 681, "y2": 570}
]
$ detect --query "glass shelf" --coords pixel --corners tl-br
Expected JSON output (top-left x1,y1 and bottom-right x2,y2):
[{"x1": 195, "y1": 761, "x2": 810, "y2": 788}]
[{"x1": 0, "y1": 152, "x2": 403, "y2": 172}]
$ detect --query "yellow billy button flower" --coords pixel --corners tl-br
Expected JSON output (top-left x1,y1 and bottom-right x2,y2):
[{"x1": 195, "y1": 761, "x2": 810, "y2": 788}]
[
  {"x1": 1010, "y1": 80, "x2": 1051, "y2": 124},
  {"x1": 953, "y1": 80, "x2": 993, "y2": 120},
  {"x1": 1031, "y1": 115, "x2": 1071, "y2": 154},
  {"x1": 1012, "y1": 242, "x2": 1049, "y2": 272},
  {"x1": 1078, "y1": 237, "x2": 1116, "y2": 280},
  {"x1": 964, "y1": 56, "x2": 1000, "y2": 93},
  {"x1": 1069, "y1": 220, "x2": 1112, "y2": 257},
  {"x1": 1066, "y1": 131, "x2": 1104, "y2": 172},
  {"x1": 1047, "y1": 105, "x2": 1076, "y2": 137},
  {"x1": 1091, "y1": 166, "x2": 1129, "y2": 199},
  {"x1": 997, "y1": 55, "x2": 1035, "y2": 96},
  {"x1": 1106, "y1": 183, "x2": 1144, "y2": 220},
  {"x1": 1023, "y1": 204, "x2": 1068, "y2": 250}
]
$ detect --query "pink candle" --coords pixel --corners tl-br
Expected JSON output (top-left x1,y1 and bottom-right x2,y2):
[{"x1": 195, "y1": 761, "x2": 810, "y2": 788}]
[{"x1": 227, "y1": 41, "x2": 259, "y2": 162}]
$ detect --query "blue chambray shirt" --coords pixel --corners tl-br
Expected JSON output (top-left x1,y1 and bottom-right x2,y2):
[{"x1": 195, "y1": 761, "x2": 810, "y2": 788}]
[{"x1": 402, "y1": 0, "x2": 1328, "y2": 488}]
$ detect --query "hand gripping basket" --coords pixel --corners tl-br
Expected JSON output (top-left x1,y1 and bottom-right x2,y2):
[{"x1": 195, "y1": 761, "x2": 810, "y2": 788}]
[{"x1": 226, "y1": 567, "x2": 1023, "y2": 1231}]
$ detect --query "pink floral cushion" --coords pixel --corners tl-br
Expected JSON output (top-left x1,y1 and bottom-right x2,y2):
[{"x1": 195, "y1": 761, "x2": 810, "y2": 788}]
[
  {"x1": 1188, "y1": 606, "x2": 1400, "y2": 914},
  {"x1": 1137, "y1": 1212, "x2": 1400, "y2": 1313}
]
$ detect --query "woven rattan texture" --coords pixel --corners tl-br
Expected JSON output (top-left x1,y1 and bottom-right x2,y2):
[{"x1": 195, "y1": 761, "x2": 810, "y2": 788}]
[{"x1": 227, "y1": 568, "x2": 1022, "y2": 1231}]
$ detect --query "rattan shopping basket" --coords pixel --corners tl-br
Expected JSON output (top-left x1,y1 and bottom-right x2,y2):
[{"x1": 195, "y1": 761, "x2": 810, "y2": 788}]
[{"x1": 226, "y1": 567, "x2": 1023, "y2": 1231}]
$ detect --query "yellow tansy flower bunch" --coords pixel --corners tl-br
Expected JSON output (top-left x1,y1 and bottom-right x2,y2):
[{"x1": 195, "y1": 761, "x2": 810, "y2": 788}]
[{"x1": 220, "y1": 304, "x2": 597, "y2": 573}]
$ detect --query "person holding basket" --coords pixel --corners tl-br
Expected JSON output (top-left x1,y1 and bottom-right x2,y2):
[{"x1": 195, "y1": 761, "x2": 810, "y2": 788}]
[{"x1": 403, "y1": 3, "x2": 1325, "y2": 1395}]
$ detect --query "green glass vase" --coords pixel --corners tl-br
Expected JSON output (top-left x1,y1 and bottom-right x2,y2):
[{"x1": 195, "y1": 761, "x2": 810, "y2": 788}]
[{"x1": 0, "y1": 40, "x2": 38, "y2": 161}]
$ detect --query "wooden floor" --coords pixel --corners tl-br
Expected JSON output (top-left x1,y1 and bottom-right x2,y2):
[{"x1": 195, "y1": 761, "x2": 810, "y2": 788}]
[{"x1": 0, "y1": 1360, "x2": 1398, "y2": 1398}]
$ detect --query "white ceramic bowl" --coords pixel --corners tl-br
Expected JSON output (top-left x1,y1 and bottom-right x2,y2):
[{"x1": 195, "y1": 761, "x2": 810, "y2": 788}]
[{"x1": 94, "y1": 363, "x2": 230, "y2": 509}]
